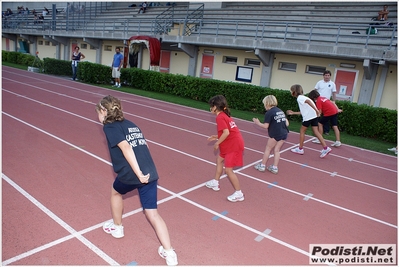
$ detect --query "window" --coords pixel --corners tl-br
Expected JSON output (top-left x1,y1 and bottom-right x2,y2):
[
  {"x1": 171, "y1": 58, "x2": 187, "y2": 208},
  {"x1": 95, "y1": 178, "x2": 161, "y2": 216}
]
[
  {"x1": 305, "y1": 65, "x2": 326, "y2": 75},
  {"x1": 278, "y1": 62, "x2": 297, "y2": 72},
  {"x1": 104, "y1": 45, "x2": 112, "y2": 51},
  {"x1": 38, "y1": 40, "x2": 43, "y2": 45},
  {"x1": 44, "y1": 41, "x2": 50, "y2": 46},
  {"x1": 222, "y1": 56, "x2": 237, "y2": 65},
  {"x1": 90, "y1": 45, "x2": 96, "y2": 50},
  {"x1": 244, "y1": 58, "x2": 260, "y2": 67},
  {"x1": 81, "y1": 43, "x2": 87, "y2": 49}
]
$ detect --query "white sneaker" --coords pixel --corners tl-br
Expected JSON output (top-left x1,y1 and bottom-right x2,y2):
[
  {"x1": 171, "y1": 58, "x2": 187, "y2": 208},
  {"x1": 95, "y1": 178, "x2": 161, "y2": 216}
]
[
  {"x1": 254, "y1": 163, "x2": 266, "y2": 172},
  {"x1": 103, "y1": 221, "x2": 124, "y2": 238},
  {"x1": 158, "y1": 246, "x2": 178, "y2": 266},
  {"x1": 227, "y1": 191, "x2": 244, "y2": 202},
  {"x1": 267, "y1": 165, "x2": 278, "y2": 174},
  {"x1": 312, "y1": 138, "x2": 321, "y2": 144},
  {"x1": 331, "y1": 141, "x2": 342, "y2": 147},
  {"x1": 387, "y1": 147, "x2": 397, "y2": 152},
  {"x1": 205, "y1": 179, "x2": 220, "y2": 191},
  {"x1": 320, "y1": 147, "x2": 332, "y2": 158},
  {"x1": 291, "y1": 147, "x2": 304, "y2": 155},
  {"x1": 116, "y1": 84, "x2": 121, "y2": 88}
]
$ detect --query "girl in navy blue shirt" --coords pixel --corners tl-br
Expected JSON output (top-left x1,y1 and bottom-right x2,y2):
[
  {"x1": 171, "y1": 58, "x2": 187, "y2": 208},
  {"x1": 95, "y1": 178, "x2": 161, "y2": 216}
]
[
  {"x1": 252, "y1": 95, "x2": 289, "y2": 174},
  {"x1": 96, "y1": 95, "x2": 177, "y2": 266}
]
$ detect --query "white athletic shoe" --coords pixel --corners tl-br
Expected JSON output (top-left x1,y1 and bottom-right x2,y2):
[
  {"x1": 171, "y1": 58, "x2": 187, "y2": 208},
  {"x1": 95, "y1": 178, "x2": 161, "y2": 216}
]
[{"x1": 158, "y1": 246, "x2": 178, "y2": 266}]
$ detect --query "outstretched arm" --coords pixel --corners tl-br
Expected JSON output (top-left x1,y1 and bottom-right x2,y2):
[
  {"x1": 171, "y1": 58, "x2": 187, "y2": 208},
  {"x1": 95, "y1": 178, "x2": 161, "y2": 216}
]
[
  {"x1": 286, "y1": 110, "x2": 301, "y2": 116},
  {"x1": 253, "y1": 117, "x2": 269, "y2": 129}
]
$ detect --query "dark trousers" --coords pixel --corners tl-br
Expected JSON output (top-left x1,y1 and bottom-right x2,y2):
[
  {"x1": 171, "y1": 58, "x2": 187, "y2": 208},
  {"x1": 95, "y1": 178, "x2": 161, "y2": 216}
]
[
  {"x1": 323, "y1": 123, "x2": 330, "y2": 134},
  {"x1": 72, "y1": 63, "x2": 78, "y2": 80}
]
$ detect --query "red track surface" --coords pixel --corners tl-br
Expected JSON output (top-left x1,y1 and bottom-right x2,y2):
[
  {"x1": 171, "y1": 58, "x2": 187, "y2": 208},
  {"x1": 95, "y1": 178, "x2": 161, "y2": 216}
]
[{"x1": 2, "y1": 66, "x2": 397, "y2": 266}]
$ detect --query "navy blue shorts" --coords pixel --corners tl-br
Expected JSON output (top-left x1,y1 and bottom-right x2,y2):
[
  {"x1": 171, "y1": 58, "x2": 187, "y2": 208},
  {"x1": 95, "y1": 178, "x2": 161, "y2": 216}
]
[
  {"x1": 302, "y1": 117, "x2": 319, "y2": 128},
  {"x1": 272, "y1": 134, "x2": 288, "y2": 142},
  {"x1": 319, "y1": 114, "x2": 338, "y2": 126},
  {"x1": 113, "y1": 179, "x2": 158, "y2": 209}
]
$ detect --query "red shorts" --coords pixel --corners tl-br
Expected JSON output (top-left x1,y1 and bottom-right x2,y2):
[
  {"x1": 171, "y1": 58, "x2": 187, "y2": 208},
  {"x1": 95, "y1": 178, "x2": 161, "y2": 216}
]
[{"x1": 220, "y1": 150, "x2": 243, "y2": 168}]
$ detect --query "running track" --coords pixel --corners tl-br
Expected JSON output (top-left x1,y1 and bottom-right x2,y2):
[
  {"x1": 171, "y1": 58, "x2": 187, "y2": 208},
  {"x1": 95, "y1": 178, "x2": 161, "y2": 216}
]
[{"x1": 2, "y1": 66, "x2": 397, "y2": 265}]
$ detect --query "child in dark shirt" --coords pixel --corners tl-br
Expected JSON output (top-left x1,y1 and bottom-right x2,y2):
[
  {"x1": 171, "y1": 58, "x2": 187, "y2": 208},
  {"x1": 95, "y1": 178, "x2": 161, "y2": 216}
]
[
  {"x1": 96, "y1": 95, "x2": 177, "y2": 266},
  {"x1": 253, "y1": 95, "x2": 289, "y2": 174}
]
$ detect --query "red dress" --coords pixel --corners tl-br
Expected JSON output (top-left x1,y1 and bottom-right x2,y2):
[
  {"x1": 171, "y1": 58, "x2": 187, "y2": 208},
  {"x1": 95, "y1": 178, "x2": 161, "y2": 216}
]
[{"x1": 215, "y1": 112, "x2": 244, "y2": 167}]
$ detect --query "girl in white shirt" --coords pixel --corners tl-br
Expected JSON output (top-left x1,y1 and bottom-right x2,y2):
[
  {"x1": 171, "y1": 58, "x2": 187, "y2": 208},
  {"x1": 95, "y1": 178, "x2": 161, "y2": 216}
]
[{"x1": 286, "y1": 84, "x2": 332, "y2": 158}]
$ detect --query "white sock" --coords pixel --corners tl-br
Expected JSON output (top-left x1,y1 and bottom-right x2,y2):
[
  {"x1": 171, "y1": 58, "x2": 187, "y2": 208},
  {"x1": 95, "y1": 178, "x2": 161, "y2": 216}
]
[{"x1": 236, "y1": 190, "x2": 242, "y2": 194}]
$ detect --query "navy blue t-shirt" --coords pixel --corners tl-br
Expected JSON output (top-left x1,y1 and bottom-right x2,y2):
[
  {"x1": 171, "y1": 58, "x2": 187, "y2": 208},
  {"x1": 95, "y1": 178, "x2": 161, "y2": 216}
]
[
  {"x1": 263, "y1": 106, "x2": 289, "y2": 139},
  {"x1": 103, "y1": 119, "x2": 159, "y2": 185}
]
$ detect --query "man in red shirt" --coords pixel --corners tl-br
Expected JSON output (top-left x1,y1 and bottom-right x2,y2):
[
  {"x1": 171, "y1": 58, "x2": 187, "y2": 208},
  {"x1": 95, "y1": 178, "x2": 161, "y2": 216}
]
[{"x1": 308, "y1": 90, "x2": 342, "y2": 147}]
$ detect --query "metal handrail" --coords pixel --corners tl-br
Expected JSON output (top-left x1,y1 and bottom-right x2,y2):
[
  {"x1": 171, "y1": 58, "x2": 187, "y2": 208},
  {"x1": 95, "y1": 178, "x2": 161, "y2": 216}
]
[{"x1": 2, "y1": 17, "x2": 397, "y2": 52}]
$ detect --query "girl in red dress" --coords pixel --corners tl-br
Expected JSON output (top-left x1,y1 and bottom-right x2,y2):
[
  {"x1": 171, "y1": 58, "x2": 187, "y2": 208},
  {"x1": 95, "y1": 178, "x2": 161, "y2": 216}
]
[{"x1": 205, "y1": 95, "x2": 245, "y2": 202}]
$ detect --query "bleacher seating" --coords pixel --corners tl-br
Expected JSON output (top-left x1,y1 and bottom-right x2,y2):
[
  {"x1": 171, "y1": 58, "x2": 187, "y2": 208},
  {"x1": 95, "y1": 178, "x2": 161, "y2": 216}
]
[{"x1": 2, "y1": 1, "x2": 397, "y2": 60}]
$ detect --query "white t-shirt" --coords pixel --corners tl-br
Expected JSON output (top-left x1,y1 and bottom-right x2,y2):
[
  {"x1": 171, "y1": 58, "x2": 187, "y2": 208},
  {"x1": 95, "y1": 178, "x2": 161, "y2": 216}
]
[
  {"x1": 297, "y1": 95, "x2": 317, "y2": 122},
  {"x1": 314, "y1": 80, "x2": 336, "y2": 99}
]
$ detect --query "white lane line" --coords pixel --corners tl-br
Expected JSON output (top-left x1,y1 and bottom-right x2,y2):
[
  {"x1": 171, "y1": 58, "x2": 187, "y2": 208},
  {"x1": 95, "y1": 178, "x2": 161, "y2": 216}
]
[
  {"x1": 1, "y1": 173, "x2": 119, "y2": 266},
  {"x1": 237, "y1": 171, "x2": 397, "y2": 228},
  {"x1": 3, "y1": 76, "x2": 397, "y2": 170},
  {"x1": 4, "y1": 111, "x2": 397, "y2": 229},
  {"x1": 3, "y1": 103, "x2": 396, "y2": 265},
  {"x1": 4, "y1": 88, "x2": 397, "y2": 192}
]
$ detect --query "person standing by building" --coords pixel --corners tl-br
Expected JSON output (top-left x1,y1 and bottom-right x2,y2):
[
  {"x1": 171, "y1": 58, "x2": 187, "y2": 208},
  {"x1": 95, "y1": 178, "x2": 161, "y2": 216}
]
[
  {"x1": 111, "y1": 47, "x2": 124, "y2": 88},
  {"x1": 71, "y1": 46, "x2": 85, "y2": 81},
  {"x1": 314, "y1": 70, "x2": 336, "y2": 135}
]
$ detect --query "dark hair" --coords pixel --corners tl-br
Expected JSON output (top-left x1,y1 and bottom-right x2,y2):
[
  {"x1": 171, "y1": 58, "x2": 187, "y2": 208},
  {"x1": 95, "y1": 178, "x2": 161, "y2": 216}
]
[
  {"x1": 95, "y1": 95, "x2": 124, "y2": 124},
  {"x1": 208, "y1": 95, "x2": 231, "y2": 117},
  {"x1": 323, "y1": 70, "x2": 332, "y2": 76},
  {"x1": 290, "y1": 84, "x2": 304, "y2": 97},
  {"x1": 75, "y1": 46, "x2": 80, "y2": 50},
  {"x1": 308, "y1": 89, "x2": 320, "y2": 102}
]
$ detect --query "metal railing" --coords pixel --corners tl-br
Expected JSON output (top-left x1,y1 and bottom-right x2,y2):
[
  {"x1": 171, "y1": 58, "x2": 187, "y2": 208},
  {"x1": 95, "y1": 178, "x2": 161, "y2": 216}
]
[
  {"x1": 183, "y1": 3, "x2": 204, "y2": 36},
  {"x1": 2, "y1": 16, "x2": 397, "y2": 52}
]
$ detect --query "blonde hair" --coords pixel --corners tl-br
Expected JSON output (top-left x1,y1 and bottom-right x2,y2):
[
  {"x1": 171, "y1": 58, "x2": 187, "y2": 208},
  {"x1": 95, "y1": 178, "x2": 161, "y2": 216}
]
[
  {"x1": 95, "y1": 95, "x2": 124, "y2": 124},
  {"x1": 262, "y1": 95, "x2": 278, "y2": 107}
]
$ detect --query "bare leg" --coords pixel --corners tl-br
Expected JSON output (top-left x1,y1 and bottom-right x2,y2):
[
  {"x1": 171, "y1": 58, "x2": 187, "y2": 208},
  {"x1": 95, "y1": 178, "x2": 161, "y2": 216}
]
[
  {"x1": 272, "y1": 140, "x2": 285, "y2": 167},
  {"x1": 261, "y1": 138, "x2": 277, "y2": 165},
  {"x1": 224, "y1": 167, "x2": 241, "y2": 191},
  {"x1": 318, "y1": 123, "x2": 323, "y2": 135},
  {"x1": 332, "y1": 125, "x2": 340, "y2": 142},
  {"x1": 299, "y1": 125, "x2": 307, "y2": 147},
  {"x1": 144, "y1": 209, "x2": 172, "y2": 250},
  {"x1": 312, "y1": 126, "x2": 327, "y2": 147},
  {"x1": 213, "y1": 155, "x2": 224, "y2": 181},
  {"x1": 110, "y1": 187, "x2": 123, "y2": 225}
]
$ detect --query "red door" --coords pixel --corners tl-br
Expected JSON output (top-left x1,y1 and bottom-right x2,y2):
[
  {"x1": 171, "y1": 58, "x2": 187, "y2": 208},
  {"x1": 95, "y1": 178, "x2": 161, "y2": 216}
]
[
  {"x1": 160, "y1": 51, "x2": 171, "y2": 73},
  {"x1": 123, "y1": 44, "x2": 129, "y2": 68},
  {"x1": 200, "y1": 54, "x2": 214, "y2": 79},
  {"x1": 71, "y1": 43, "x2": 78, "y2": 59},
  {"x1": 334, "y1": 69, "x2": 357, "y2": 101}
]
